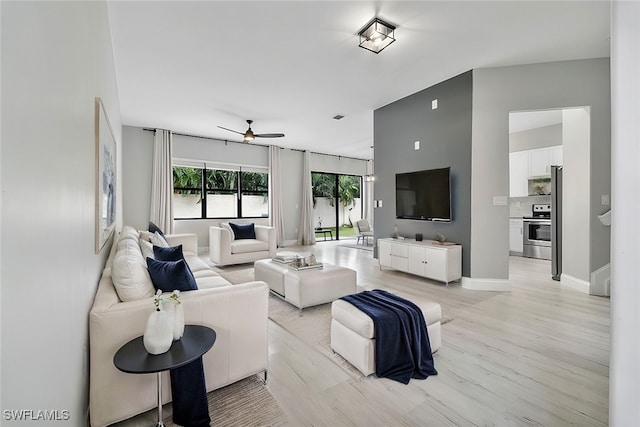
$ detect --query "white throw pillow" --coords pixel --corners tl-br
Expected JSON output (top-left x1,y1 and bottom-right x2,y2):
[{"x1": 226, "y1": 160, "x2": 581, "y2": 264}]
[
  {"x1": 139, "y1": 239, "x2": 154, "y2": 260},
  {"x1": 151, "y1": 231, "x2": 169, "y2": 247},
  {"x1": 112, "y1": 242, "x2": 155, "y2": 302},
  {"x1": 139, "y1": 230, "x2": 154, "y2": 242}
]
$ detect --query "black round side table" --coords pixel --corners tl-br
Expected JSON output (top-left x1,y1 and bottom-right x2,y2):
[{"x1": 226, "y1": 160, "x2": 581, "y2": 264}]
[{"x1": 114, "y1": 325, "x2": 216, "y2": 427}]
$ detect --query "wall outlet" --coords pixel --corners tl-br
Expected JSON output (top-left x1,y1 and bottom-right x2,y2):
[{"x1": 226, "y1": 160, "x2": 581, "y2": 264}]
[
  {"x1": 602, "y1": 195, "x2": 610, "y2": 205},
  {"x1": 414, "y1": 140, "x2": 420, "y2": 150},
  {"x1": 432, "y1": 99, "x2": 438, "y2": 109},
  {"x1": 493, "y1": 196, "x2": 508, "y2": 206}
]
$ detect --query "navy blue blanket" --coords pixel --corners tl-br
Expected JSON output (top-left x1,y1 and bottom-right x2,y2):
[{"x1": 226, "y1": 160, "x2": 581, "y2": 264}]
[
  {"x1": 341, "y1": 289, "x2": 437, "y2": 384},
  {"x1": 170, "y1": 357, "x2": 210, "y2": 427}
]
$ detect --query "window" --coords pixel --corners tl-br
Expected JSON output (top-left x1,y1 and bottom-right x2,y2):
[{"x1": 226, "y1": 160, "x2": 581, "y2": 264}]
[
  {"x1": 311, "y1": 172, "x2": 362, "y2": 240},
  {"x1": 173, "y1": 165, "x2": 269, "y2": 219}
]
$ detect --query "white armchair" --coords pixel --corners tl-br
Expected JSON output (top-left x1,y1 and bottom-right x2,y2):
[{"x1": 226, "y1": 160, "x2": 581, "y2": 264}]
[
  {"x1": 355, "y1": 219, "x2": 374, "y2": 245},
  {"x1": 210, "y1": 223, "x2": 276, "y2": 266}
]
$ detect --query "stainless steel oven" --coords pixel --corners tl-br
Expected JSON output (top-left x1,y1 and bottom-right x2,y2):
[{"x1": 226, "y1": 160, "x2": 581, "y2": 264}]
[{"x1": 523, "y1": 204, "x2": 552, "y2": 260}]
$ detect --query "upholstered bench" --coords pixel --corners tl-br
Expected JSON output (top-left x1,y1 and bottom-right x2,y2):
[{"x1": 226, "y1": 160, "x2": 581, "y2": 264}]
[
  {"x1": 330, "y1": 293, "x2": 442, "y2": 376},
  {"x1": 254, "y1": 258, "x2": 357, "y2": 310}
]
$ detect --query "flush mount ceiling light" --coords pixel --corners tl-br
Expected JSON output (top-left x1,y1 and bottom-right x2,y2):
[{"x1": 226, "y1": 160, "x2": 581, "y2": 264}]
[{"x1": 358, "y1": 17, "x2": 396, "y2": 54}]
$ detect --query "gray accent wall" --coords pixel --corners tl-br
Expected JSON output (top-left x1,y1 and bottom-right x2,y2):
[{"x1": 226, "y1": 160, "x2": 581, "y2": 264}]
[
  {"x1": 373, "y1": 59, "x2": 610, "y2": 284},
  {"x1": 374, "y1": 71, "x2": 473, "y2": 276}
]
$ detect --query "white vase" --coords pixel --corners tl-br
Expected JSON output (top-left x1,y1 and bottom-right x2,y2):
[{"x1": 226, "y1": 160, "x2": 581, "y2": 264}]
[
  {"x1": 161, "y1": 300, "x2": 185, "y2": 341},
  {"x1": 173, "y1": 302, "x2": 185, "y2": 340},
  {"x1": 143, "y1": 308, "x2": 173, "y2": 355}
]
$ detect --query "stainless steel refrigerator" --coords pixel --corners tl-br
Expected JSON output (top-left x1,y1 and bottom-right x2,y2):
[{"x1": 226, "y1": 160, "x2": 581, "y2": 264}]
[{"x1": 551, "y1": 165, "x2": 563, "y2": 281}]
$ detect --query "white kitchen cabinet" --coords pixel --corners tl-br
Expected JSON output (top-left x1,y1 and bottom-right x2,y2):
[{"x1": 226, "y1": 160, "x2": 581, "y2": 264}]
[
  {"x1": 528, "y1": 145, "x2": 563, "y2": 177},
  {"x1": 550, "y1": 145, "x2": 563, "y2": 167},
  {"x1": 509, "y1": 218, "x2": 523, "y2": 254},
  {"x1": 509, "y1": 151, "x2": 529, "y2": 197},
  {"x1": 510, "y1": 146, "x2": 563, "y2": 197},
  {"x1": 378, "y1": 238, "x2": 462, "y2": 285},
  {"x1": 528, "y1": 147, "x2": 552, "y2": 177}
]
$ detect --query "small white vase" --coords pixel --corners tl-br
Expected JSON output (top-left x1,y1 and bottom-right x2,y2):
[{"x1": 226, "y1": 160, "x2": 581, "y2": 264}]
[
  {"x1": 173, "y1": 302, "x2": 185, "y2": 341},
  {"x1": 143, "y1": 308, "x2": 173, "y2": 355}
]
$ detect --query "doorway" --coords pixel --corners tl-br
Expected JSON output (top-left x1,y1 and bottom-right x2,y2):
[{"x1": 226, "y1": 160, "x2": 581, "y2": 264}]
[
  {"x1": 508, "y1": 107, "x2": 596, "y2": 293},
  {"x1": 311, "y1": 172, "x2": 362, "y2": 241}
]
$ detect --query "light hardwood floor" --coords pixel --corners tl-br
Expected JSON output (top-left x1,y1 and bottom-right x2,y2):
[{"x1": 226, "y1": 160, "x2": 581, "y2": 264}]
[{"x1": 267, "y1": 241, "x2": 610, "y2": 427}]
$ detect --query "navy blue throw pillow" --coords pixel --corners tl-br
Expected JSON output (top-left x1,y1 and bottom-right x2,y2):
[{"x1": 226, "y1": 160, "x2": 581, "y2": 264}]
[
  {"x1": 148, "y1": 221, "x2": 165, "y2": 237},
  {"x1": 146, "y1": 258, "x2": 198, "y2": 292},
  {"x1": 154, "y1": 244, "x2": 184, "y2": 262},
  {"x1": 229, "y1": 222, "x2": 256, "y2": 240}
]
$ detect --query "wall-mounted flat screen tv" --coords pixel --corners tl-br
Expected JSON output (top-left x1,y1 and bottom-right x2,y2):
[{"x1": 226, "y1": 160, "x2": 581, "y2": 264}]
[{"x1": 396, "y1": 167, "x2": 452, "y2": 221}]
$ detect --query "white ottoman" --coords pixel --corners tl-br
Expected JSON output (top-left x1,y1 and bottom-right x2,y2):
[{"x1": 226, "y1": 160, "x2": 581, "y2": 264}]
[
  {"x1": 254, "y1": 259, "x2": 357, "y2": 310},
  {"x1": 330, "y1": 293, "x2": 441, "y2": 376}
]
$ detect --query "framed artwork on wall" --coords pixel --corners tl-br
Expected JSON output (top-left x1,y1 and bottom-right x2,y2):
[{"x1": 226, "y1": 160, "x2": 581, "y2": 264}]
[{"x1": 95, "y1": 97, "x2": 117, "y2": 253}]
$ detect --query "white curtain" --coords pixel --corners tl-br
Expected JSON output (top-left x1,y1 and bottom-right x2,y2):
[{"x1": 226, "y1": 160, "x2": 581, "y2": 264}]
[
  {"x1": 363, "y1": 159, "x2": 374, "y2": 226},
  {"x1": 149, "y1": 129, "x2": 174, "y2": 234},
  {"x1": 298, "y1": 151, "x2": 316, "y2": 245},
  {"x1": 269, "y1": 145, "x2": 286, "y2": 247}
]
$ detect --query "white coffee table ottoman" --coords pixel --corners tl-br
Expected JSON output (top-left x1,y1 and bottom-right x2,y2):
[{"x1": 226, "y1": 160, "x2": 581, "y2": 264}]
[
  {"x1": 330, "y1": 293, "x2": 441, "y2": 376},
  {"x1": 254, "y1": 258, "x2": 357, "y2": 310}
]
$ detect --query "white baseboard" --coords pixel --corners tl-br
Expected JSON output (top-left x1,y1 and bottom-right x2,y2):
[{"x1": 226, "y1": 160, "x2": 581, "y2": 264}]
[
  {"x1": 560, "y1": 273, "x2": 590, "y2": 294},
  {"x1": 461, "y1": 277, "x2": 512, "y2": 292}
]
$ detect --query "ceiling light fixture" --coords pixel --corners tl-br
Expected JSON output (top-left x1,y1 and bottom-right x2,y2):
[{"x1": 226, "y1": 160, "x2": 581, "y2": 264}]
[
  {"x1": 243, "y1": 129, "x2": 255, "y2": 142},
  {"x1": 358, "y1": 18, "x2": 396, "y2": 54}
]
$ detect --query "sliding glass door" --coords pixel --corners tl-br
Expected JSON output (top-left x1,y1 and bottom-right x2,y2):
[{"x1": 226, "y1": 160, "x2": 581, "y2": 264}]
[{"x1": 311, "y1": 172, "x2": 362, "y2": 241}]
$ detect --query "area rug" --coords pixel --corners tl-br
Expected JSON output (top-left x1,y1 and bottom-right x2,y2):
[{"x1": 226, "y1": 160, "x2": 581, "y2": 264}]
[{"x1": 163, "y1": 375, "x2": 287, "y2": 427}]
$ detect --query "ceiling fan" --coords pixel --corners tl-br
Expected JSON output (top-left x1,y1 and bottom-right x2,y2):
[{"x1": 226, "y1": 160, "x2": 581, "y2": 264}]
[{"x1": 217, "y1": 119, "x2": 285, "y2": 142}]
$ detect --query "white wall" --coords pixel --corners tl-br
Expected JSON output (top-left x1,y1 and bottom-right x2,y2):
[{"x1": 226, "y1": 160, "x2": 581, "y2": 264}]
[
  {"x1": 313, "y1": 197, "x2": 362, "y2": 229},
  {"x1": 471, "y1": 58, "x2": 610, "y2": 281},
  {"x1": 310, "y1": 152, "x2": 368, "y2": 176},
  {"x1": 173, "y1": 133, "x2": 269, "y2": 169},
  {"x1": 122, "y1": 126, "x2": 153, "y2": 230},
  {"x1": 562, "y1": 108, "x2": 591, "y2": 288},
  {"x1": 610, "y1": 1, "x2": 640, "y2": 424},
  {"x1": 121, "y1": 129, "x2": 369, "y2": 248},
  {"x1": 509, "y1": 124, "x2": 562, "y2": 152},
  {"x1": 1, "y1": 1, "x2": 121, "y2": 423}
]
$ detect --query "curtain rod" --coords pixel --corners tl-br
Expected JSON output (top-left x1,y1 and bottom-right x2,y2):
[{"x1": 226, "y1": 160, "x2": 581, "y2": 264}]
[{"x1": 142, "y1": 128, "x2": 370, "y2": 162}]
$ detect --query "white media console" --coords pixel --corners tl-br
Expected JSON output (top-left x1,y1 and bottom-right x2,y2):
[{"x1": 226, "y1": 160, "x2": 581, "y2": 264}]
[{"x1": 378, "y1": 238, "x2": 462, "y2": 286}]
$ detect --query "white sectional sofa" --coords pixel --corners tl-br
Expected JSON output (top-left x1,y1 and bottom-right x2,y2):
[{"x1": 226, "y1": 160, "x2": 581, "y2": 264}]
[{"x1": 89, "y1": 226, "x2": 269, "y2": 427}]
